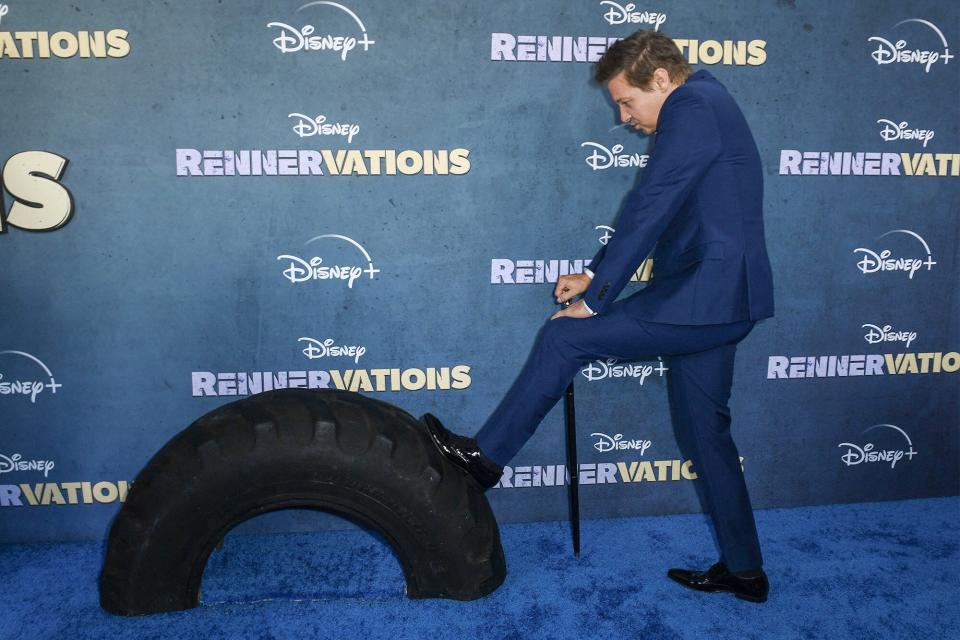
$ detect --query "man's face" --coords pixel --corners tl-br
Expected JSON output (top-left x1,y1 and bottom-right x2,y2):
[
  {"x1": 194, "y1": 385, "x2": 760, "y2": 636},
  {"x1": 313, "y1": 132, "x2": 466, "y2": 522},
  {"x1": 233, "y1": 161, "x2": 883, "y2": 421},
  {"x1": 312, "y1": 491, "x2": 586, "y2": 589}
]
[{"x1": 607, "y1": 70, "x2": 673, "y2": 135}]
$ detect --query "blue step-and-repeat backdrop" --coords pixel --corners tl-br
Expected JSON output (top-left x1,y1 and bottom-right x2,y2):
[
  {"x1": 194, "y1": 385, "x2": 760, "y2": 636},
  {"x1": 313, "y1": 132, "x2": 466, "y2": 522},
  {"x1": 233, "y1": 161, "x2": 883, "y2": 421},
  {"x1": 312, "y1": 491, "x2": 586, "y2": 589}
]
[{"x1": 1, "y1": 1, "x2": 957, "y2": 543}]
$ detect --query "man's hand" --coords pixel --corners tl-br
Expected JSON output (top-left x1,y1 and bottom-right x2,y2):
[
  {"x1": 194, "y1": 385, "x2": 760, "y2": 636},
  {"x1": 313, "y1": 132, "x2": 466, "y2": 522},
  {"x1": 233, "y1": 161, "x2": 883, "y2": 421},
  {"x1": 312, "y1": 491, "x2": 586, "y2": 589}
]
[
  {"x1": 554, "y1": 273, "x2": 591, "y2": 304},
  {"x1": 551, "y1": 299, "x2": 594, "y2": 320}
]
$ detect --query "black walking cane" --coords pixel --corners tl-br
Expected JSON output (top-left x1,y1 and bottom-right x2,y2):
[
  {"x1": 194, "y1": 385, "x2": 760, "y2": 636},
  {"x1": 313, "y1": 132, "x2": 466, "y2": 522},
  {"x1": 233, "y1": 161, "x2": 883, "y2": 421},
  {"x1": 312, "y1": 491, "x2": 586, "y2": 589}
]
[{"x1": 562, "y1": 299, "x2": 581, "y2": 558}]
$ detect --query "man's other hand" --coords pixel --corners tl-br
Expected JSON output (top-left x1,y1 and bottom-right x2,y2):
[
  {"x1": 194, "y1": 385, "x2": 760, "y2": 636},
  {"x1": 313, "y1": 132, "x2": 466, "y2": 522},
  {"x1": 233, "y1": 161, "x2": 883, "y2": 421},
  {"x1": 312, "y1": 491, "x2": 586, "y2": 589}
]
[
  {"x1": 551, "y1": 299, "x2": 594, "y2": 320},
  {"x1": 554, "y1": 273, "x2": 591, "y2": 304}
]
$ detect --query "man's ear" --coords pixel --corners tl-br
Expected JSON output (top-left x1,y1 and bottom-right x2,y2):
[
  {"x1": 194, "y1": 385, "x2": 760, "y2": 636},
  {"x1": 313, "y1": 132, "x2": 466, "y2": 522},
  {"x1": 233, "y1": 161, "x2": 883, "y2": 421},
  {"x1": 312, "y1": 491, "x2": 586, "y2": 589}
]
[{"x1": 653, "y1": 67, "x2": 672, "y2": 90}]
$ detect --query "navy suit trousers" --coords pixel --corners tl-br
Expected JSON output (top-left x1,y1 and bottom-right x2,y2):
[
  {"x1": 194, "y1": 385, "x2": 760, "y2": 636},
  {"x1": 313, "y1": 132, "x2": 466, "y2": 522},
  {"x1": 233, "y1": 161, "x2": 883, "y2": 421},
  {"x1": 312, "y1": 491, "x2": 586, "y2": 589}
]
[{"x1": 475, "y1": 299, "x2": 763, "y2": 572}]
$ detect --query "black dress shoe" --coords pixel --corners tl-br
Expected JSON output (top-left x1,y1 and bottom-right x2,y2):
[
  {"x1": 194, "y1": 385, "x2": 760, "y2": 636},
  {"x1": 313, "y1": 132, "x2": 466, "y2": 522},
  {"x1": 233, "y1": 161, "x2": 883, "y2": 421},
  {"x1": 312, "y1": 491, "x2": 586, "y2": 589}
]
[
  {"x1": 420, "y1": 413, "x2": 503, "y2": 490},
  {"x1": 667, "y1": 562, "x2": 769, "y2": 603}
]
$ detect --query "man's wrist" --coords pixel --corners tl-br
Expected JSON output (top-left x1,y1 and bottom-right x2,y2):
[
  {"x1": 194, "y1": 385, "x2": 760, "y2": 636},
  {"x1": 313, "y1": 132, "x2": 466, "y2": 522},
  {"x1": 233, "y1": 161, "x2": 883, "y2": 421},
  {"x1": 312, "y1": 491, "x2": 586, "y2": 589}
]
[{"x1": 582, "y1": 269, "x2": 596, "y2": 314}]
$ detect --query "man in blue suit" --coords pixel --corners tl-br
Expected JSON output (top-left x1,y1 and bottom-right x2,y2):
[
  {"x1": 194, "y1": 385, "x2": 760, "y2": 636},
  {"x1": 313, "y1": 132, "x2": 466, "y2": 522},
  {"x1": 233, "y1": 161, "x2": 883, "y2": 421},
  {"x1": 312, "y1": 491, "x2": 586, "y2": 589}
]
[{"x1": 422, "y1": 30, "x2": 774, "y2": 603}]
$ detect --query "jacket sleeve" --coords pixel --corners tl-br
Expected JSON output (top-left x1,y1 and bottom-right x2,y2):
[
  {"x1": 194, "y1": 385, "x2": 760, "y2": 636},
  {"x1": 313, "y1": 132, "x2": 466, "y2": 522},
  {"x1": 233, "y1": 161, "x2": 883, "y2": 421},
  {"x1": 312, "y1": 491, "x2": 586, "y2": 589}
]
[
  {"x1": 581, "y1": 89, "x2": 722, "y2": 315},
  {"x1": 586, "y1": 243, "x2": 606, "y2": 276}
]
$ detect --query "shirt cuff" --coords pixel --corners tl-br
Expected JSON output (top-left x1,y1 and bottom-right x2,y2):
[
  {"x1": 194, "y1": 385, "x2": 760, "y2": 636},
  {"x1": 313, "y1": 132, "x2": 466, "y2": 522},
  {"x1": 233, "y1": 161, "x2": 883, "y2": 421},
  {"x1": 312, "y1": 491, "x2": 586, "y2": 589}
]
[
  {"x1": 582, "y1": 299, "x2": 597, "y2": 316},
  {"x1": 583, "y1": 268, "x2": 595, "y2": 279}
]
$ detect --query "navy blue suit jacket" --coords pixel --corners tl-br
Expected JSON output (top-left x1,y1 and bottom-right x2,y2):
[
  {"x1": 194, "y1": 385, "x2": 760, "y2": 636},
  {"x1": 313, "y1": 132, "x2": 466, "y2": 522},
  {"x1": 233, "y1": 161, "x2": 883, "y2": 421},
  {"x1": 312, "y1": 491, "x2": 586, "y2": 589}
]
[{"x1": 583, "y1": 69, "x2": 775, "y2": 325}]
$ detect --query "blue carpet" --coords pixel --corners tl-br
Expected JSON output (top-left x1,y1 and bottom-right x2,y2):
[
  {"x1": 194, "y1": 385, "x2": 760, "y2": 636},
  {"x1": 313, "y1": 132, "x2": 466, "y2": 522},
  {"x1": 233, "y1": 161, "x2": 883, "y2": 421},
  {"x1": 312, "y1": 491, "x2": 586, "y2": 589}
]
[{"x1": 2, "y1": 497, "x2": 958, "y2": 639}]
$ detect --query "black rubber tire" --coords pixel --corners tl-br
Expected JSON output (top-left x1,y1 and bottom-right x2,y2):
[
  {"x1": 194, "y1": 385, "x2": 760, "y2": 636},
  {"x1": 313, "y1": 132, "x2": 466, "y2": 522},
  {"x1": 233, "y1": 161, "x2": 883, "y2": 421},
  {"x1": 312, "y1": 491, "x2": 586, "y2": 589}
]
[{"x1": 99, "y1": 388, "x2": 506, "y2": 615}]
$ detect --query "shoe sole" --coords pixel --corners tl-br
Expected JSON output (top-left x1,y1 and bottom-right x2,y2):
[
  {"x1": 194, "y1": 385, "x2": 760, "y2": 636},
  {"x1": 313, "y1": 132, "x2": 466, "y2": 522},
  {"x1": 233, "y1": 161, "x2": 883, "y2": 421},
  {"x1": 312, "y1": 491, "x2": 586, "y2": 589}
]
[{"x1": 734, "y1": 592, "x2": 767, "y2": 604}]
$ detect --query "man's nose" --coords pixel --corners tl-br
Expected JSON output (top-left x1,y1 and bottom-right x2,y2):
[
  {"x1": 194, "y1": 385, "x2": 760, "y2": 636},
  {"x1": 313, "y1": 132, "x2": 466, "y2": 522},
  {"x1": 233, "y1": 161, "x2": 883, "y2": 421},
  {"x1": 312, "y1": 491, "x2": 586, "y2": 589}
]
[{"x1": 620, "y1": 108, "x2": 630, "y2": 123}]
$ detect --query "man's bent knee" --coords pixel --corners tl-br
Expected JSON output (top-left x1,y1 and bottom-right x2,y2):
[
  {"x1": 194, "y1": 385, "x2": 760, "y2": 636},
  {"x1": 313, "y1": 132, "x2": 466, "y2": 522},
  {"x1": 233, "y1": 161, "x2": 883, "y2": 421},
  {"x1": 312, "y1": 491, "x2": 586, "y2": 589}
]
[{"x1": 539, "y1": 316, "x2": 575, "y2": 349}]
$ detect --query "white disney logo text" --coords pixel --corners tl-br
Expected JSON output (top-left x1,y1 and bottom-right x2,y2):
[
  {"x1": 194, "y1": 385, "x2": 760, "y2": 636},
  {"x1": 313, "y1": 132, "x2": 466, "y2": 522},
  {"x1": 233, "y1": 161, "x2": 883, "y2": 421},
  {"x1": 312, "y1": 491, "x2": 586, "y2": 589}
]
[
  {"x1": 600, "y1": 2, "x2": 666, "y2": 29},
  {"x1": 0, "y1": 351, "x2": 62, "y2": 403},
  {"x1": 0, "y1": 453, "x2": 55, "y2": 478},
  {"x1": 289, "y1": 113, "x2": 360, "y2": 143},
  {"x1": 877, "y1": 119, "x2": 934, "y2": 147},
  {"x1": 277, "y1": 234, "x2": 380, "y2": 288},
  {"x1": 591, "y1": 432, "x2": 652, "y2": 455},
  {"x1": 868, "y1": 19, "x2": 953, "y2": 73},
  {"x1": 862, "y1": 324, "x2": 917, "y2": 349},
  {"x1": 277, "y1": 256, "x2": 364, "y2": 287},
  {"x1": 581, "y1": 141, "x2": 649, "y2": 171},
  {"x1": 581, "y1": 358, "x2": 667, "y2": 383},
  {"x1": 0, "y1": 4, "x2": 9, "y2": 26},
  {"x1": 299, "y1": 337, "x2": 366, "y2": 363},
  {"x1": 267, "y1": 1, "x2": 375, "y2": 60},
  {"x1": 838, "y1": 424, "x2": 918, "y2": 469},
  {"x1": 0, "y1": 374, "x2": 45, "y2": 403},
  {"x1": 853, "y1": 229, "x2": 936, "y2": 279}
]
